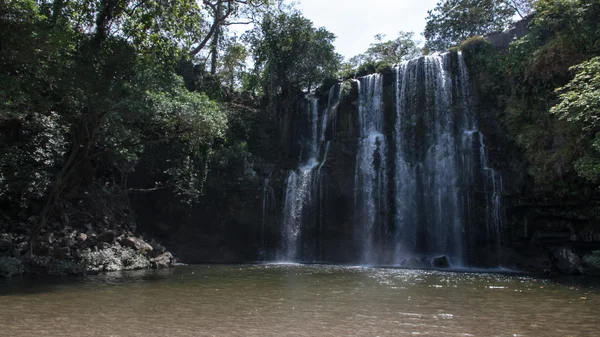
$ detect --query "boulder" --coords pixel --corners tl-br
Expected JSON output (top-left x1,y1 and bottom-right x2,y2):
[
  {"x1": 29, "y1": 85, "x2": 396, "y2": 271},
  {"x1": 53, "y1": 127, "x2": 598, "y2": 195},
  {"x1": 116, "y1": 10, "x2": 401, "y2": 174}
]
[
  {"x1": 119, "y1": 237, "x2": 153, "y2": 254},
  {"x1": 96, "y1": 230, "x2": 116, "y2": 243},
  {"x1": 76, "y1": 233, "x2": 87, "y2": 242},
  {"x1": 551, "y1": 247, "x2": 584, "y2": 274},
  {"x1": 432, "y1": 255, "x2": 450, "y2": 268},
  {"x1": 151, "y1": 252, "x2": 174, "y2": 269}
]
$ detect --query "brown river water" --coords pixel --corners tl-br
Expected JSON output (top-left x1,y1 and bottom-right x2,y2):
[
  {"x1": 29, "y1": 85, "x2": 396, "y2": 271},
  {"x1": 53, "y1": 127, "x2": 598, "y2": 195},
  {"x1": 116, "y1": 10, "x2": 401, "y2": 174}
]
[{"x1": 0, "y1": 264, "x2": 598, "y2": 337}]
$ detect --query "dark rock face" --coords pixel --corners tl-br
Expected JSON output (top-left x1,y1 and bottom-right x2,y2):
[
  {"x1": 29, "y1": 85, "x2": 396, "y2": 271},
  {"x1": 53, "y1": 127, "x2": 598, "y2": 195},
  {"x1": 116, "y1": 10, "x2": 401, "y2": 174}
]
[
  {"x1": 551, "y1": 247, "x2": 584, "y2": 275},
  {"x1": 486, "y1": 15, "x2": 534, "y2": 50}
]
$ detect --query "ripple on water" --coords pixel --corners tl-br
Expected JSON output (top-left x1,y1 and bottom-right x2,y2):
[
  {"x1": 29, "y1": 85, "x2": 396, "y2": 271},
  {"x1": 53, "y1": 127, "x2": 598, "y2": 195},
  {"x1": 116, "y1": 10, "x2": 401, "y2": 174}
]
[{"x1": 0, "y1": 264, "x2": 599, "y2": 337}]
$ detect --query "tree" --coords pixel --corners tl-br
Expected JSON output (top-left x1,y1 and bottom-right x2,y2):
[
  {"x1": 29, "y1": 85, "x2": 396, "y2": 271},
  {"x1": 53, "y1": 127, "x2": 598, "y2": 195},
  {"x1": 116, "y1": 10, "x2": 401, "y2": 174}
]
[
  {"x1": 505, "y1": 0, "x2": 536, "y2": 18},
  {"x1": 220, "y1": 38, "x2": 249, "y2": 91},
  {"x1": 364, "y1": 32, "x2": 422, "y2": 64},
  {"x1": 341, "y1": 31, "x2": 421, "y2": 76},
  {"x1": 0, "y1": 1, "x2": 228, "y2": 254},
  {"x1": 250, "y1": 10, "x2": 341, "y2": 100},
  {"x1": 190, "y1": 0, "x2": 269, "y2": 74},
  {"x1": 550, "y1": 56, "x2": 600, "y2": 181},
  {"x1": 423, "y1": 0, "x2": 530, "y2": 52}
]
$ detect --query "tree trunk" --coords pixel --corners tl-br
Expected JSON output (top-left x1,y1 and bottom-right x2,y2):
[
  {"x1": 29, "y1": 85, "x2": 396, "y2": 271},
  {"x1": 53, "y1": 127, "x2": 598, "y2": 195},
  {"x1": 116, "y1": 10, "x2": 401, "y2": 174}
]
[
  {"x1": 29, "y1": 0, "x2": 112, "y2": 254},
  {"x1": 210, "y1": 1, "x2": 223, "y2": 75},
  {"x1": 29, "y1": 143, "x2": 81, "y2": 256}
]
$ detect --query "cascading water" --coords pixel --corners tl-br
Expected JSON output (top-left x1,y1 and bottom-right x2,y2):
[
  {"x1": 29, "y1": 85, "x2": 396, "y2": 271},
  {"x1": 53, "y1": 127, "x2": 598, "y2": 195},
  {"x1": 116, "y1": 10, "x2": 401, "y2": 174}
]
[
  {"x1": 392, "y1": 53, "x2": 504, "y2": 267},
  {"x1": 279, "y1": 86, "x2": 342, "y2": 262},
  {"x1": 354, "y1": 74, "x2": 388, "y2": 264},
  {"x1": 276, "y1": 52, "x2": 503, "y2": 267}
]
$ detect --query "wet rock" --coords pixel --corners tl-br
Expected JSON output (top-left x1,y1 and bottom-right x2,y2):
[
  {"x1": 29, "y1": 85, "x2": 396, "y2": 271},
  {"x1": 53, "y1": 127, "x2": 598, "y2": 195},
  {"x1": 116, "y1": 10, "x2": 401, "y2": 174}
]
[
  {"x1": 151, "y1": 252, "x2": 174, "y2": 269},
  {"x1": 551, "y1": 247, "x2": 584, "y2": 274},
  {"x1": 119, "y1": 237, "x2": 153, "y2": 254},
  {"x1": 96, "y1": 230, "x2": 116, "y2": 243},
  {"x1": 432, "y1": 256, "x2": 450, "y2": 268}
]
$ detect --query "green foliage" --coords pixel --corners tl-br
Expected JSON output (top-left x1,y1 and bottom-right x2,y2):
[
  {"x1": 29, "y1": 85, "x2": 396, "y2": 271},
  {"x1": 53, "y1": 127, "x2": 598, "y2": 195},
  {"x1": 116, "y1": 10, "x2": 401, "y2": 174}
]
[
  {"x1": 0, "y1": 1, "x2": 229, "y2": 213},
  {"x1": 220, "y1": 39, "x2": 249, "y2": 91},
  {"x1": 0, "y1": 113, "x2": 67, "y2": 206},
  {"x1": 250, "y1": 10, "x2": 341, "y2": 98},
  {"x1": 340, "y1": 32, "x2": 421, "y2": 78},
  {"x1": 424, "y1": 0, "x2": 528, "y2": 51},
  {"x1": 551, "y1": 57, "x2": 600, "y2": 181},
  {"x1": 460, "y1": 0, "x2": 600, "y2": 188},
  {"x1": 364, "y1": 32, "x2": 421, "y2": 64},
  {"x1": 551, "y1": 57, "x2": 600, "y2": 128}
]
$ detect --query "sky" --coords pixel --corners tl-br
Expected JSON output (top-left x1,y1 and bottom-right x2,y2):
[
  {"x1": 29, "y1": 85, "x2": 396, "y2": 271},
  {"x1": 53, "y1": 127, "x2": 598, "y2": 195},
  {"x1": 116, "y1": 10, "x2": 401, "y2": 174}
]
[{"x1": 294, "y1": 0, "x2": 439, "y2": 59}]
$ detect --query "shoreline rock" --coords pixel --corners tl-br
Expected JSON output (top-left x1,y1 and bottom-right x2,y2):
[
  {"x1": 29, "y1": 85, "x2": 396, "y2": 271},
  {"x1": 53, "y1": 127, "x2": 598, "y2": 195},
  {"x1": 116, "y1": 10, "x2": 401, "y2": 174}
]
[{"x1": 0, "y1": 225, "x2": 176, "y2": 278}]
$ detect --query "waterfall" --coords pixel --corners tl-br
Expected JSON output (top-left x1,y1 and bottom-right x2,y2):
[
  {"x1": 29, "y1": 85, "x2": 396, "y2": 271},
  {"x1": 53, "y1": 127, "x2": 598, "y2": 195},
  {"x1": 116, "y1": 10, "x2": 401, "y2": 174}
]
[
  {"x1": 354, "y1": 74, "x2": 388, "y2": 264},
  {"x1": 277, "y1": 52, "x2": 504, "y2": 267},
  {"x1": 279, "y1": 86, "x2": 342, "y2": 262},
  {"x1": 391, "y1": 53, "x2": 504, "y2": 267}
]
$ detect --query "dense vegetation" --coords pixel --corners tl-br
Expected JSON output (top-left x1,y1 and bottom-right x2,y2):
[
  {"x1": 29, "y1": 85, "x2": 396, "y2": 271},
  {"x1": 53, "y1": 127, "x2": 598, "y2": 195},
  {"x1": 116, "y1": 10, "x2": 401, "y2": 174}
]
[
  {"x1": 459, "y1": 0, "x2": 600, "y2": 195},
  {"x1": 1, "y1": 0, "x2": 600, "y2": 272},
  {"x1": 0, "y1": 0, "x2": 340, "y2": 254},
  {"x1": 424, "y1": 0, "x2": 535, "y2": 51}
]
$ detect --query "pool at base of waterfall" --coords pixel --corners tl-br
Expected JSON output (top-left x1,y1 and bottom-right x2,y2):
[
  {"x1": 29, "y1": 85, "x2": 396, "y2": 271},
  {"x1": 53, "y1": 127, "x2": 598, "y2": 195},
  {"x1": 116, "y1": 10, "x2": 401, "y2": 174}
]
[{"x1": 1, "y1": 264, "x2": 598, "y2": 337}]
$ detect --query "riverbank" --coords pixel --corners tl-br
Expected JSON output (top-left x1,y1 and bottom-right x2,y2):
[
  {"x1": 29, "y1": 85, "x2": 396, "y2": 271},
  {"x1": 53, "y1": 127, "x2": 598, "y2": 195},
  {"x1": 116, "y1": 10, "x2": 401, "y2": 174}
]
[{"x1": 0, "y1": 219, "x2": 175, "y2": 278}]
